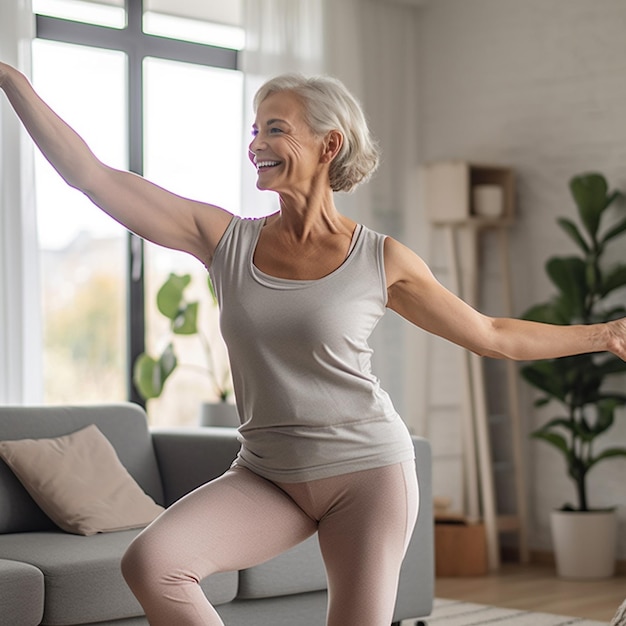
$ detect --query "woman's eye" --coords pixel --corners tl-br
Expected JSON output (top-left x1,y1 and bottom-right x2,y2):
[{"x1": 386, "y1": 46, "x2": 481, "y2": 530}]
[{"x1": 269, "y1": 127, "x2": 283, "y2": 134}]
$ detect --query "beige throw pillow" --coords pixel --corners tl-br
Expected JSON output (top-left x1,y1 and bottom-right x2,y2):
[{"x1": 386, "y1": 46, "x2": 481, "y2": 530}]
[{"x1": 0, "y1": 424, "x2": 164, "y2": 535}]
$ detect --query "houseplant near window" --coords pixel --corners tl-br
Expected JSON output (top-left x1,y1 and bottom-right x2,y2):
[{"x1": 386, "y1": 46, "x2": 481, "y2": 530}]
[
  {"x1": 521, "y1": 172, "x2": 626, "y2": 579},
  {"x1": 133, "y1": 273, "x2": 237, "y2": 426}
]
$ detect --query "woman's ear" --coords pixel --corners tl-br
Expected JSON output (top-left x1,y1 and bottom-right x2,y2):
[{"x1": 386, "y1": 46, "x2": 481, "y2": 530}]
[{"x1": 321, "y1": 130, "x2": 343, "y2": 163}]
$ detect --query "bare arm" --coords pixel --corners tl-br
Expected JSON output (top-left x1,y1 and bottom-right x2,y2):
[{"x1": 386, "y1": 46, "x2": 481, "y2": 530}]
[
  {"x1": 384, "y1": 237, "x2": 626, "y2": 361},
  {"x1": 0, "y1": 62, "x2": 232, "y2": 265}
]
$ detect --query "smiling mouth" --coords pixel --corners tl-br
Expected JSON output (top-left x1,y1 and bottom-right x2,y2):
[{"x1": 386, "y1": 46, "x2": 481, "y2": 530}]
[{"x1": 256, "y1": 160, "x2": 281, "y2": 171}]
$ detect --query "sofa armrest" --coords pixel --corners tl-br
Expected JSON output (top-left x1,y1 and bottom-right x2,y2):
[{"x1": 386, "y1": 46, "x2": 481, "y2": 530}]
[{"x1": 151, "y1": 427, "x2": 241, "y2": 506}]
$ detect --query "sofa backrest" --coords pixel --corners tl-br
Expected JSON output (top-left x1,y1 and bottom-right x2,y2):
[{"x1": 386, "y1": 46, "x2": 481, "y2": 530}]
[{"x1": 0, "y1": 403, "x2": 164, "y2": 534}]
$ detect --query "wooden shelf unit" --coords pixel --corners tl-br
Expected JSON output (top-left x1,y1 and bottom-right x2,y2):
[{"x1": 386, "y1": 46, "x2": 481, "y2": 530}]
[
  {"x1": 422, "y1": 160, "x2": 515, "y2": 224},
  {"x1": 420, "y1": 160, "x2": 529, "y2": 572}
]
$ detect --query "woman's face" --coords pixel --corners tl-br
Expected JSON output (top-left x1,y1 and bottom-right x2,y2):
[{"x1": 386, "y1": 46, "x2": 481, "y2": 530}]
[{"x1": 249, "y1": 90, "x2": 326, "y2": 195}]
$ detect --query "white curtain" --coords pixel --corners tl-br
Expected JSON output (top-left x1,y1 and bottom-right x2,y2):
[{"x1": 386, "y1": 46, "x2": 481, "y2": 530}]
[
  {"x1": 241, "y1": 0, "x2": 420, "y2": 227},
  {"x1": 241, "y1": 0, "x2": 422, "y2": 428},
  {"x1": 0, "y1": 0, "x2": 43, "y2": 404},
  {"x1": 240, "y1": 0, "x2": 326, "y2": 217}
]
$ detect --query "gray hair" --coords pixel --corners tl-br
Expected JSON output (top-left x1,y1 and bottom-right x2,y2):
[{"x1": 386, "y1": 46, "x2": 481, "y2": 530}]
[{"x1": 253, "y1": 73, "x2": 380, "y2": 193}]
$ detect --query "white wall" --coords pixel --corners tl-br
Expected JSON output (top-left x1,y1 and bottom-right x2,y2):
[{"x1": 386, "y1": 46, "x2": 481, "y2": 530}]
[{"x1": 414, "y1": 0, "x2": 626, "y2": 558}]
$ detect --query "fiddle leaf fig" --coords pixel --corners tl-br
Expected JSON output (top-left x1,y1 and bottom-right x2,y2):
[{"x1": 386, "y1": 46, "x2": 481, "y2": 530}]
[
  {"x1": 520, "y1": 172, "x2": 626, "y2": 511},
  {"x1": 521, "y1": 360, "x2": 568, "y2": 403},
  {"x1": 569, "y1": 173, "x2": 607, "y2": 239},
  {"x1": 600, "y1": 213, "x2": 626, "y2": 246},
  {"x1": 588, "y1": 448, "x2": 626, "y2": 471},
  {"x1": 545, "y1": 257, "x2": 586, "y2": 320},
  {"x1": 522, "y1": 300, "x2": 569, "y2": 325},
  {"x1": 531, "y1": 430, "x2": 569, "y2": 456},
  {"x1": 601, "y1": 264, "x2": 626, "y2": 298},
  {"x1": 557, "y1": 217, "x2": 589, "y2": 254}
]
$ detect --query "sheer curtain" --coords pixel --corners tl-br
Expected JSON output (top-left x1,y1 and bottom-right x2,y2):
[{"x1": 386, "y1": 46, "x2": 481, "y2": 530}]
[
  {"x1": 241, "y1": 0, "x2": 423, "y2": 429},
  {"x1": 240, "y1": 0, "x2": 325, "y2": 217},
  {"x1": 0, "y1": 0, "x2": 42, "y2": 404}
]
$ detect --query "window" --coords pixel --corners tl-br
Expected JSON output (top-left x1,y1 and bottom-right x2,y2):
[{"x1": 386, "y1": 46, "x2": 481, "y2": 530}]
[
  {"x1": 34, "y1": 0, "x2": 243, "y2": 425},
  {"x1": 34, "y1": 0, "x2": 126, "y2": 29},
  {"x1": 143, "y1": 58, "x2": 242, "y2": 426},
  {"x1": 33, "y1": 40, "x2": 128, "y2": 405}
]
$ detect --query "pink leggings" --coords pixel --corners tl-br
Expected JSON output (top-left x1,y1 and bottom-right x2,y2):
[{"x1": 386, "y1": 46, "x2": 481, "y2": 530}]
[{"x1": 121, "y1": 461, "x2": 419, "y2": 626}]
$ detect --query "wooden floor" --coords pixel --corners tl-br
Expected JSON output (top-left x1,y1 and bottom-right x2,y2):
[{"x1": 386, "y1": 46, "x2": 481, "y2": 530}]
[{"x1": 435, "y1": 563, "x2": 626, "y2": 622}]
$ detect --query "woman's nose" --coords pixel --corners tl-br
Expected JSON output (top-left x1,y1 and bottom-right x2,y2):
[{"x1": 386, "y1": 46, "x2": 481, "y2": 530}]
[
  {"x1": 248, "y1": 135, "x2": 261, "y2": 153},
  {"x1": 248, "y1": 137, "x2": 265, "y2": 165}
]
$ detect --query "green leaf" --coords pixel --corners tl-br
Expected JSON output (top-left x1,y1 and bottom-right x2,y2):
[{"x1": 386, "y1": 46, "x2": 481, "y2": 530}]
[
  {"x1": 534, "y1": 396, "x2": 551, "y2": 407},
  {"x1": 570, "y1": 173, "x2": 608, "y2": 239},
  {"x1": 172, "y1": 301, "x2": 199, "y2": 335},
  {"x1": 207, "y1": 276, "x2": 218, "y2": 306},
  {"x1": 600, "y1": 264, "x2": 626, "y2": 298},
  {"x1": 588, "y1": 447, "x2": 626, "y2": 470},
  {"x1": 545, "y1": 257, "x2": 586, "y2": 319},
  {"x1": 589, "y1": 398, "x2": 618, "y2": 437},
  {"x1": 158, "y1": 343, "x2": 177, "y2": 380},
  {"x1": 521, "y1": 361, "x2": 567, "y2": 402},
  {"x1": 531, "y1": 430, "x2": 570, "y2": 456},
  {"x1": 594, "y1": 355, "x2": 626, "y2": 377},
  {"x1": 601, "y1": 215, "x2": 626, "y2": 246},
  {"x1": 156, "y1": 274, "x2": 192, "y2": 320},
  {"x1": 133, "y1": 354, "x2": 160, "y2": 399},
  {"x1": 132, "y1": 344, "x2": 177, "y2": 400},
  {"x1": 557, "y1": 217, "x2": 590, "y2": 254},
  {"x1": 534, "y1": 417, "x2": 577, "y2": 435},
  {"x1": 605, "y1": 189, "x2": 624, "y2": 209},
  {"x1": 599, "y1": 305, "x2": 626, "y2": 322},
  {"x1": 521, "y1": 301, "x2": 568, "y2": 325}
]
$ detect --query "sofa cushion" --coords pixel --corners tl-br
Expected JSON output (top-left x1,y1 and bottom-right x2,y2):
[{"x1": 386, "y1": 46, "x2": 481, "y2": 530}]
[
  {"x1": 0, "y1": 558, "x2": 44, "y2": 626},
  {"x1": 237, "y1": 534, "x2": 327, "y2": 600},
  {"x1": 0, "y1": 529, "x2": 238, "y2": 625},
  {"x1": 0, "y1": 403, "x2": 165, "y2": 534},
  {"x1": 0, "y1": 424, "x2": 164, "y2": 536}
]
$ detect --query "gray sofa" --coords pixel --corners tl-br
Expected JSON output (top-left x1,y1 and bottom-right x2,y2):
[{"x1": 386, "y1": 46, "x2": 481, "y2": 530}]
[{"x1": 0, "y1": 403, "x2": 433, "y2": 625}]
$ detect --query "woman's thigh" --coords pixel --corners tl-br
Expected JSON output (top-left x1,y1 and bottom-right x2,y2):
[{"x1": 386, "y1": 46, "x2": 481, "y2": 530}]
[
  {"x1": 298, "y1": 461, "x2": 419, "y2": 626},
  {"x1": 126, "y1": 465, "x2": 319, "y2": 581}
]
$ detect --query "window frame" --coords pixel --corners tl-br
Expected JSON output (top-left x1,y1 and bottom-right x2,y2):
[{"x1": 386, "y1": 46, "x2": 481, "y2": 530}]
[{"x1": 34, "y1": 1, "x2": 240, "y2": 405}]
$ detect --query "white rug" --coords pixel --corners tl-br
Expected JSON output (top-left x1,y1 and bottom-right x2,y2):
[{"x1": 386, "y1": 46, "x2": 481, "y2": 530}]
[{"x1": 411, "y1": 598, "x2": 607, "y2": 626}]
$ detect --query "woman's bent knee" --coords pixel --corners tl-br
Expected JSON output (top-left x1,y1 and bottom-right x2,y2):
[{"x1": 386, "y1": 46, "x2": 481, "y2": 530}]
[{"x1": 121, "y1": 532, "x2": 153, "y2": 591}]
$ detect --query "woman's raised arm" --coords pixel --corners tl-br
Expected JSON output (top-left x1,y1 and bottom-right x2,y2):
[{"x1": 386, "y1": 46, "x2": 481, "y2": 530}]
[
  {"x1": 0, "y1": 62, "x2": 233, "y2": 265},
  {"x1": 384, "y1": 236, "x2": 626, "y2": 362}
]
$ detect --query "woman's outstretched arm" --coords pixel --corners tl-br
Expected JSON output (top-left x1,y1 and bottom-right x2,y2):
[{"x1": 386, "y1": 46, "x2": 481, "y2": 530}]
[
  {"x1": 384, "y1": 237, "x2": 626, "y2": 362},
  {"x1": 0, "y1": 62, "x2": 232, "y2": 265}
]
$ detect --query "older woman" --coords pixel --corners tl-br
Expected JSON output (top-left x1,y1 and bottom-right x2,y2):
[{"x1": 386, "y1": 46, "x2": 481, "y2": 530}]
[{"x1": 1, "y1": 65, "x2": 625, "y2": 625}]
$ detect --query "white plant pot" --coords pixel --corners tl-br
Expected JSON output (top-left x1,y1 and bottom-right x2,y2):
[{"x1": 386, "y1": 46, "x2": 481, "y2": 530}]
[
  {"x1": 550, "y1": 508, "x2": 617, "y2": 580},
  {"x1": 199, "y1": 402, "x2": 239, "y2": 428}
]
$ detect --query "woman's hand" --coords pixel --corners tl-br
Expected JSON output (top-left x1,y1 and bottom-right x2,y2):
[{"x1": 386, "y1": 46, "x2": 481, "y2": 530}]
[{"x1": 606, "y1": 318, "x2": 626, "y2": 361}]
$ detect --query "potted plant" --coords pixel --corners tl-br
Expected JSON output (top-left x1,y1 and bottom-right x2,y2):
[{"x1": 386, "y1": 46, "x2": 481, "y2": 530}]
[
  {"x1": 520, "y1": 172, "x2": 626, "y2": 579},
  {"x1": 133, "y1": 273, "x2": 238, "y2": 427}
]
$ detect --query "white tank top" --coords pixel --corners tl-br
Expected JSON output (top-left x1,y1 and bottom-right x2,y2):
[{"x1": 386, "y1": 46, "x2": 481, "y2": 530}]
[{"x1": 209, "y1": 215, "x2": 414, "y2": 482}]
